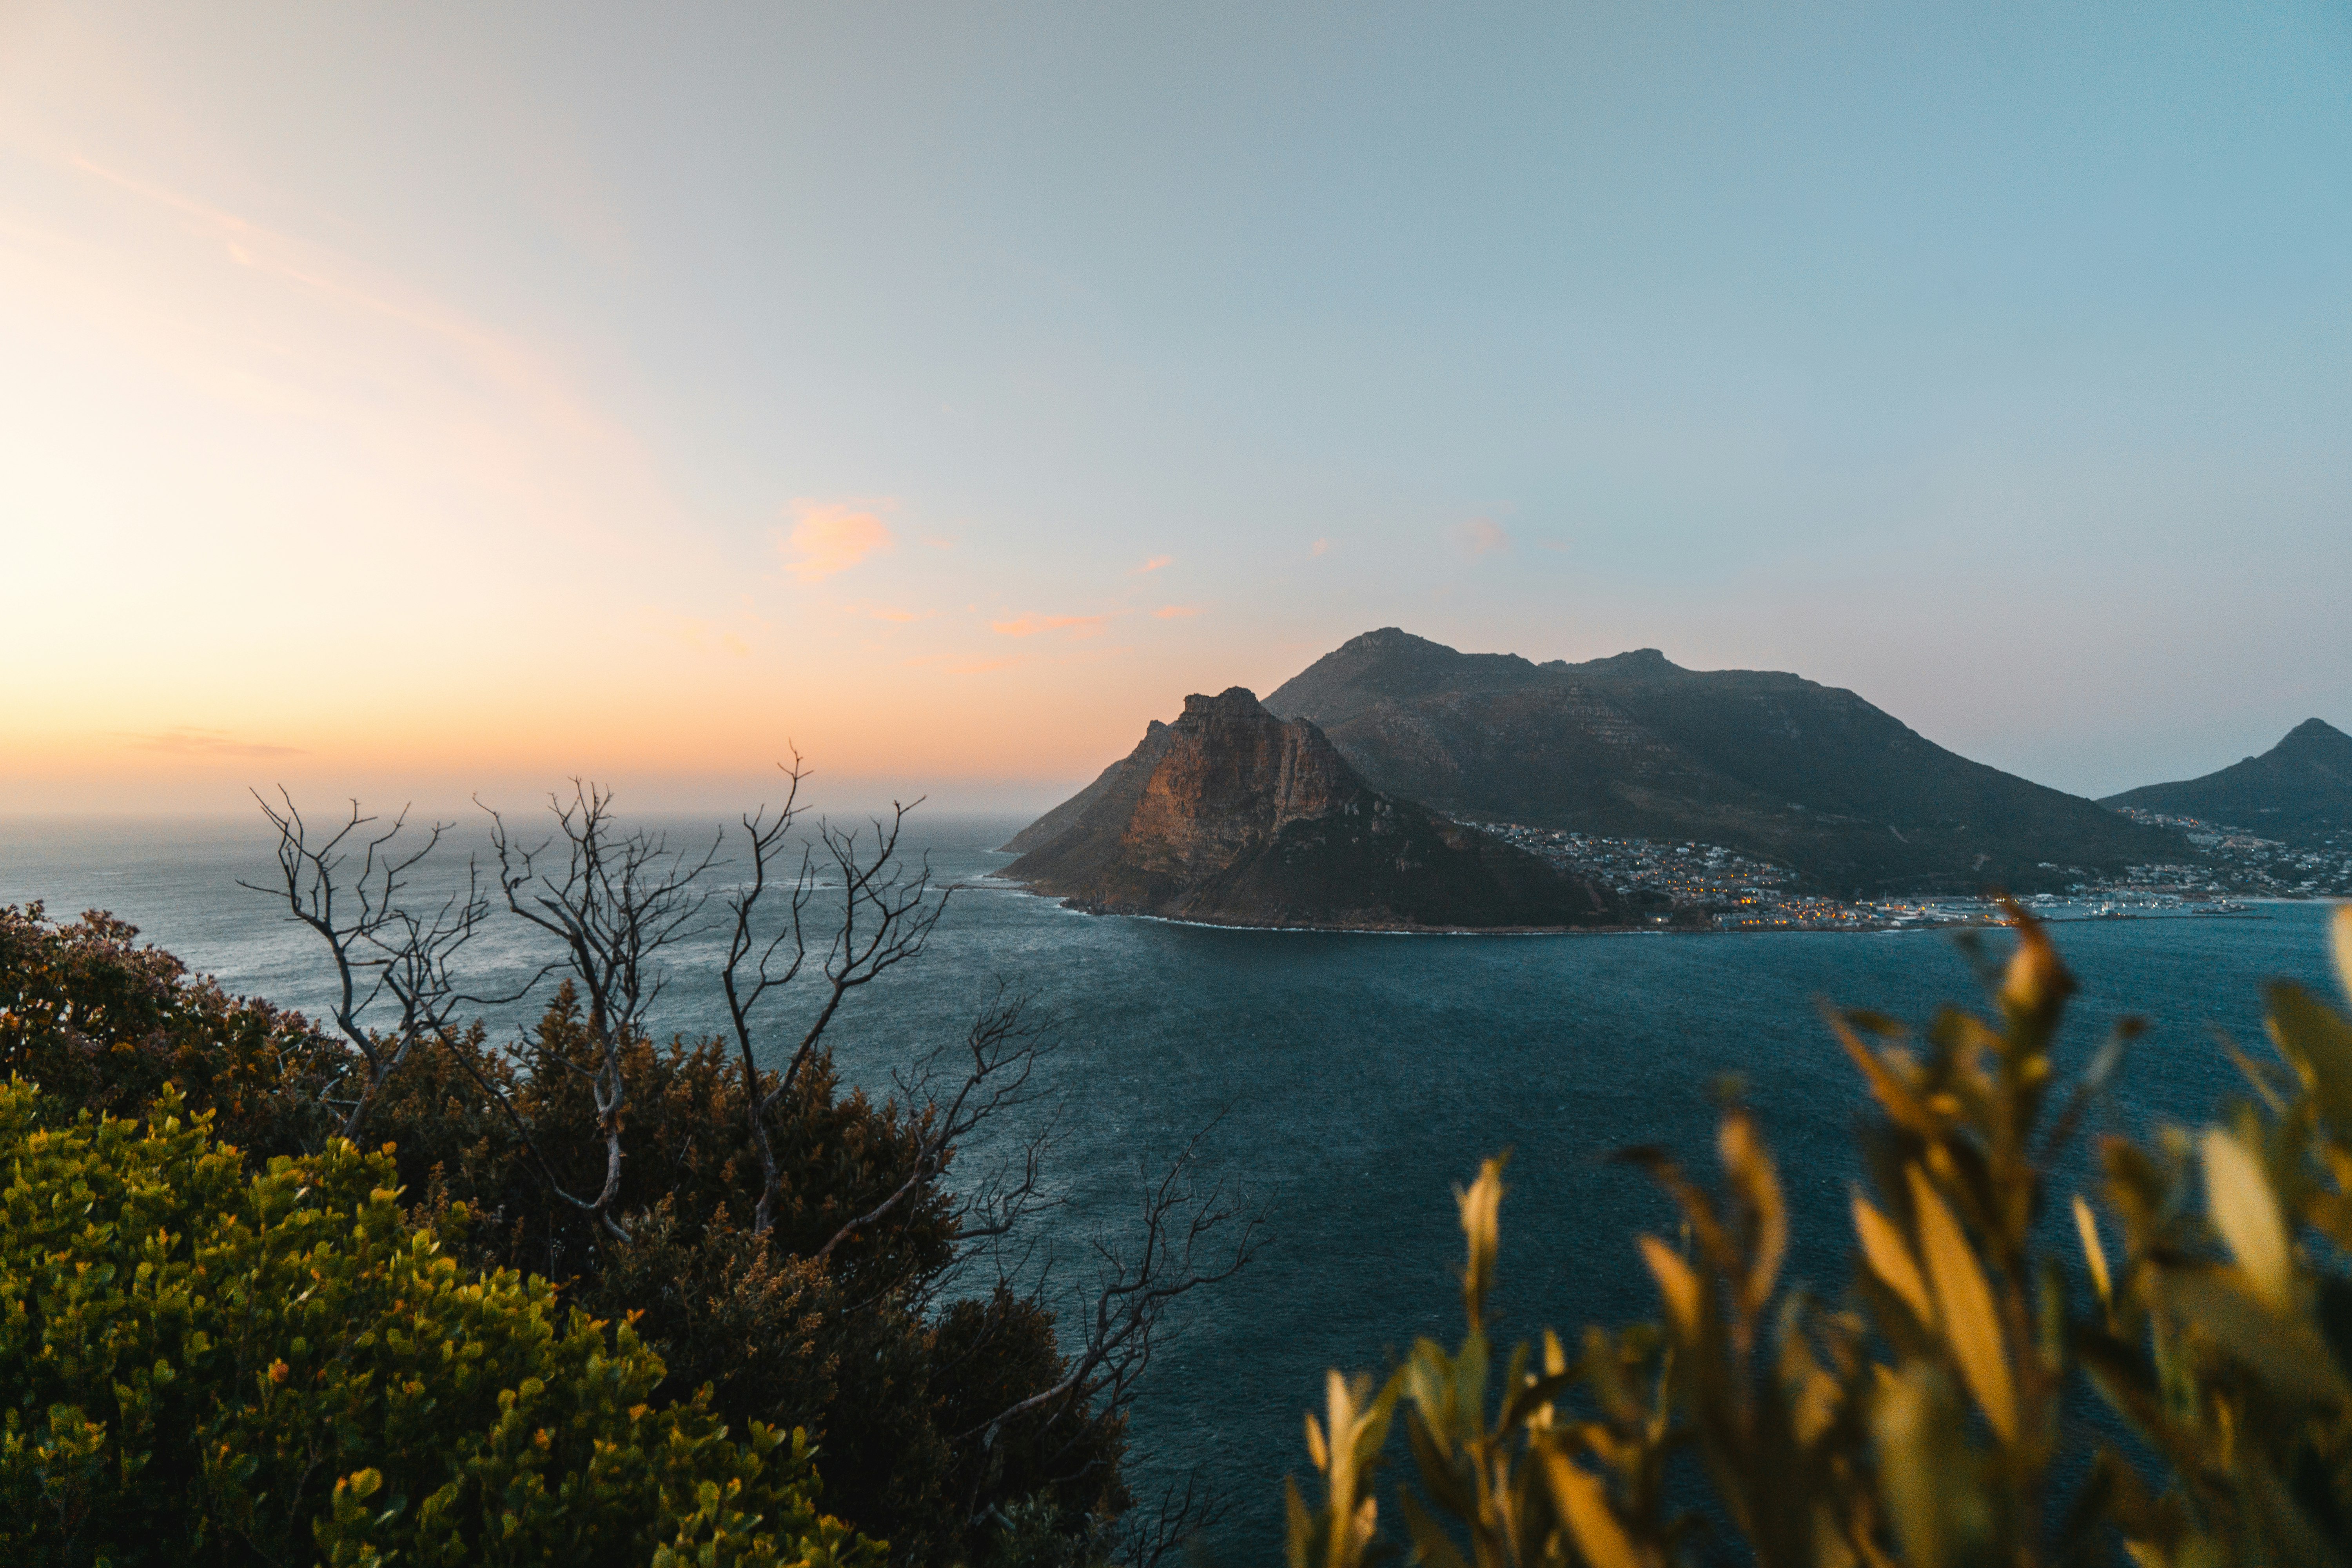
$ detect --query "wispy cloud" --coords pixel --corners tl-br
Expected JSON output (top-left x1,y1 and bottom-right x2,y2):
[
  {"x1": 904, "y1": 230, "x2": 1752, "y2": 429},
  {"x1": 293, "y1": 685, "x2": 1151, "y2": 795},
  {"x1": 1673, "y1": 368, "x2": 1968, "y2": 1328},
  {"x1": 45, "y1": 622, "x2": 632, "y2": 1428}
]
[
  {"x1": 906, "y1": 654, "x2": 1021, "y2": 674},
  {"x1": 1455, "y1": 518, "x2": 1511, "y2": 557},
  {"x1": 991, "y1": 612, "x2": 1113, "y2": 639},
  {"x1": 1153, "y1": 604, "x2": 1202, "y2": 619},
  {"x1": 45, "y1": 156, "x2": 678, "y2": 557},
  {"x1": 123, "y1": 727, "x2": 302, "y2": 757},
  {"x1": 1132, "y1": 554, "x2": 1173, "y2": 575},
  {"x1": 1312, "y1": 537, "x2": 1333, "y2": 557},
  {"x1": 781, "y1": 500, "x2": 895, "y2": 583},
  {"x1": 857, "y1": 604, "x2": 930, "y2": 623}
]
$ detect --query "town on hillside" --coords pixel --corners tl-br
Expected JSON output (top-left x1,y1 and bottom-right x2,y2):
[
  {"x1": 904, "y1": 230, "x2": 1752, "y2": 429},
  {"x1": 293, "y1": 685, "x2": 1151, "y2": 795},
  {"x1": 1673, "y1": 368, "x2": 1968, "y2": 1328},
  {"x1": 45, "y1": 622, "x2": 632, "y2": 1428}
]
[{"x1": 1465, "y1": 815, "x2": 2349, "y2": 933}]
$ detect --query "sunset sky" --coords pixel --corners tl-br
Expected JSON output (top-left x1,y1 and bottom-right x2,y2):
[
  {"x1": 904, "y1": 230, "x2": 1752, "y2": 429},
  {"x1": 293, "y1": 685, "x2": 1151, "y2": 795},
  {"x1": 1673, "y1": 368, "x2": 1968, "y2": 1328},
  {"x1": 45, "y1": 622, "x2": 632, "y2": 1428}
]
[{"x1": 5, "y1": 2, "x2": 2349, "y2": 816}]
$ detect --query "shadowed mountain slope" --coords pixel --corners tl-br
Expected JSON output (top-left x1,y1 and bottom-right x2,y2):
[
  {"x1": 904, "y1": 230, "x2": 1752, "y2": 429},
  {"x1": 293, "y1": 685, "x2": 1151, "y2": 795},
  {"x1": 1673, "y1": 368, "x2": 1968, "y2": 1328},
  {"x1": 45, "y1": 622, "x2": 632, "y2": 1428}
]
[
  {"x1": 1262, "y1": 628, "x2": 2181, "y2": 895},
  {"x1": 1001, "y1": 688, "x2": 1634, "y2": 929},
  {"x1": 2103, "y1": 719, "x2": 2352, "y2": 840}
]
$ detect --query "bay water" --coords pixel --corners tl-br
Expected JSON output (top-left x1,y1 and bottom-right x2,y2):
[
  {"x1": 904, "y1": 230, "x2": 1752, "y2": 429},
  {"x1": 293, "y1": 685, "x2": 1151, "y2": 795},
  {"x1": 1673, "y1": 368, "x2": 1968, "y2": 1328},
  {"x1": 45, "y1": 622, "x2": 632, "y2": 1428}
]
[{"x1": 2, "y1": 810, "x2": 2340, "y2": 1553}]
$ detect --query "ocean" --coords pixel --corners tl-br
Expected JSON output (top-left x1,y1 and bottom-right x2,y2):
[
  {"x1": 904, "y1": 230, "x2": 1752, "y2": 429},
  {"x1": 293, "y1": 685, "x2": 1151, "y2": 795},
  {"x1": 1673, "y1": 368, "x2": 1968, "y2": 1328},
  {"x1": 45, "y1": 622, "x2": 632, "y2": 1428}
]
[{"x1": 2, "y1": 809, "x2": 2341, "y2": 1555}]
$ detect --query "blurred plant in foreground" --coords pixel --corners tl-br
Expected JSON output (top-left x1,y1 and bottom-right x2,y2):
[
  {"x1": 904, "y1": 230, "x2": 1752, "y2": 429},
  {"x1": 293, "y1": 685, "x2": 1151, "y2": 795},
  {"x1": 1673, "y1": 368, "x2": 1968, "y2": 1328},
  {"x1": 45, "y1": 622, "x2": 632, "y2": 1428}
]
[{"x1": 1288, "y1": 904, "x2": 2352, "y2": 1568}]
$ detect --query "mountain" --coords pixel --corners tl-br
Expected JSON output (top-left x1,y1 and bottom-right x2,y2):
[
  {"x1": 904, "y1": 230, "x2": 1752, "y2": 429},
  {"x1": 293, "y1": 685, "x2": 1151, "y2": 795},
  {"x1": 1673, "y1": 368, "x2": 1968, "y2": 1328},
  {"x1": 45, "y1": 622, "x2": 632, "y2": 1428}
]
[
  {"x1": 1000, "y1": 720, "x2": 1174, "y2": 854},
  {"x1": 1261, "y1": 628, "x2": 2182, "y2": 895},
  {"x1": 2103, "y1": 719, "x2": 2352, "y2": 840},
  {"x1": 1000, "y1": 688, "x2": 1636, "y2": 929}
]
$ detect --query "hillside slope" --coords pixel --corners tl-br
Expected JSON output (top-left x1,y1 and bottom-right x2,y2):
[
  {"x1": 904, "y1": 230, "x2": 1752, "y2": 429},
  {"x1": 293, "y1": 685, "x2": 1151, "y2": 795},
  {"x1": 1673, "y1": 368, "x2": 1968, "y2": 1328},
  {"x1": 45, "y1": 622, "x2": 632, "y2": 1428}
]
[
  {"x1": 1262, "y1": 628, "x2": 2181, "y2": 895},
  {"x1": 1000, "y1": 688, "x2": 1635, "y2": 929},
  {"x1": 2104, "y1": 719, "x2": 2352, "y2": 840}
]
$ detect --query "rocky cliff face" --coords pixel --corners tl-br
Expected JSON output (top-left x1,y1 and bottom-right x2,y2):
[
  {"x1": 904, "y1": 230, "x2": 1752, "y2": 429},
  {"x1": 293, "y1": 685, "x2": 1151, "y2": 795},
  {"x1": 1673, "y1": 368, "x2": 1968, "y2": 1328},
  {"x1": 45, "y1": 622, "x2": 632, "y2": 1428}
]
[
  {"x1": 1121, "y1": 689, "x2": 1360, "y2": 878},
  {"x1": 1001, "y1": 687, "x2": 1631, "y2": 930}
]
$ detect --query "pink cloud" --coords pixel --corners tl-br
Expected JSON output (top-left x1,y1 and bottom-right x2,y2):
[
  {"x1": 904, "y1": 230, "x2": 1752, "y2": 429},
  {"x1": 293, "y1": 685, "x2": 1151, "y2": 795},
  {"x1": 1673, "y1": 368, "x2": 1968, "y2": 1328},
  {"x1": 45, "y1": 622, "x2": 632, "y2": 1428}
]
[
  {"x1": 1153, "y1": 604, "x2": 1202, "y2": 619},
  {"x1": 1455, "y1": 517, "x2": 1510, "y2": 557},
  {"x1": 781, "y1": 500, "x2": 894, "y2": 582},
  {"x1": 1311, "y1": 537, "x2": 1333, "y2": 556},
  {"x1": 1132, "y1": 554, "x2": 1173, "y2": 575},
  {"x1": 991, "y1": 612, "x2": 1113, "y2": 639},
  {"x1": 906, "y1": 654, "x2": 1020, "y2": 674}
]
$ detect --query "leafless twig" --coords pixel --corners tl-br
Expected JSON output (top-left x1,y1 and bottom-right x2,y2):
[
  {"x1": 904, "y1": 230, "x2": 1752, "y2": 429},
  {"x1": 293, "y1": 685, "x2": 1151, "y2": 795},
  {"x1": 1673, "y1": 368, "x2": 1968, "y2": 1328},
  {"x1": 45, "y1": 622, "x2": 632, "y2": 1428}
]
[
  {"x1": 718, "y1": 778, "x2": 955, "y2": 1236},
  {"x1": 241, "y1": 789, "x2": 497, "y2": 1140},
  {"x1": 482, "y1": 780, "x2": 722, "y2": 1239},
  {"x1": 958, "y1": 1121, "x2": 1265, "y2": 1479},
  {"x1": 813, "y1": 988, "x2": 1058, "y2": 1278},
  {"x1": 1115, "y1": 1467, "x2": 1232, "y2": 1568}
]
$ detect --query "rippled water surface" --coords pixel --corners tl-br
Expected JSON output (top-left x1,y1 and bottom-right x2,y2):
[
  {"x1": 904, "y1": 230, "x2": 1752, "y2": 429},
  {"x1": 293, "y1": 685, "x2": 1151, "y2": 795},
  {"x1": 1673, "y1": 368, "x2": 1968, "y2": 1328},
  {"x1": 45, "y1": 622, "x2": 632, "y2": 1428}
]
[{"x1": 2, "y1": 811, "x2": 2340, "y2": 1554}]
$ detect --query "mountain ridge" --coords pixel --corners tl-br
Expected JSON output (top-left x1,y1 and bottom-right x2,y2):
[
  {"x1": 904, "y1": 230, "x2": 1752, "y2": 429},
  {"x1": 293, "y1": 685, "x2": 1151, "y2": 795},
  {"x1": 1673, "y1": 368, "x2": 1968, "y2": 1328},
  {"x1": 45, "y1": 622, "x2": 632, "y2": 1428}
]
[{"x1": 1260, "y1": 628, "x2": 2181, "y2": 894}]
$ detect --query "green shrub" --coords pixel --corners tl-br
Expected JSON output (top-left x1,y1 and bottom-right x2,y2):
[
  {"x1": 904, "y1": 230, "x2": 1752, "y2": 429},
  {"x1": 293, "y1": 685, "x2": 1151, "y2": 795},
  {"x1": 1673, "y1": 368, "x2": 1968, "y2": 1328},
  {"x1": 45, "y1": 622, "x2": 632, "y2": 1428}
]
[
  {"x1": 0, "y1": 903, "x2": 341, "y2": 1155},
  {"x1": 1287, "y1": 905, "x2": 2352, "y2": 1567},
  {"x1": 0, "y1": 1076, "x2": 878, "y2": 1568},
  {"x1": 0, "y1": 904, "x2": 1133, "y2": 1565}
]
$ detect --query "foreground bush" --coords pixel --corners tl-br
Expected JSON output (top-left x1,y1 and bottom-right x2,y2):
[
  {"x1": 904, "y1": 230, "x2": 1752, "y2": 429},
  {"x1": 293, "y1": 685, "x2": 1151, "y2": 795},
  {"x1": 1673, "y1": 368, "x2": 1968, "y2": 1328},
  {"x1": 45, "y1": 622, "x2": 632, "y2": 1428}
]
[
  {"x1": 1288, "y1": 906, "x2": 2352, "y2": 1567},
  {"x1": 0, "y1": 902, "x2": 1138, "y2": 1564},
  {"x1": 0, "y1": 902, "x2": 341, "y2": 1154},
  {"x1": 0, "y1": 1078, "x2": 877, "y2": 1568}
]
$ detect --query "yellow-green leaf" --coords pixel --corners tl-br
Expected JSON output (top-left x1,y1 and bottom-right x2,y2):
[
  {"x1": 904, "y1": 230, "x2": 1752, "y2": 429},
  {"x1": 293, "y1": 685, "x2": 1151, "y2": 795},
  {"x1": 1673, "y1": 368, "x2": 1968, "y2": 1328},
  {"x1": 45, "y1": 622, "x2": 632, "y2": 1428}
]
[
  {"x1": 2072, "y1": 1196, "x2": 2112, "y2": 1312},
  {"x1": 1639, "y1": 1235, "x2": 1703, "y2": 1343},
  {"x1": 2200, "y1": 1127, "x2": 2291, "y2": 1312},
  {"x1": 1720, "y1": 1109, "x2": 1786, "y2": 1323},
  {"x1": 1454, "y1": 1156, "x2": 1506, "y2": 1331},
  {"x1": 2333, "y1": 903, "x2": 2352, "y2": 1007},
  {"x1": 1906, "y1": 1165, "x2": 2015, "y2": 1445},
  {"x1": 1853, "y1": 1194, "x2": 1934, "y2": 1327},
  {"x1": 1543, "y1": 1448, "x2": 1644, "y2": 1568}
]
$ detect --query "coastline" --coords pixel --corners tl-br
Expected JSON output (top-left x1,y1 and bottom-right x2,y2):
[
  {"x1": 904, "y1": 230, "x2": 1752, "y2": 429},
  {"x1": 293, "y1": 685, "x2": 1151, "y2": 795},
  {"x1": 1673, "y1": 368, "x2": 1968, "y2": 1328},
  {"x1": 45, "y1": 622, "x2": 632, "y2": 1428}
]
[
  {"x1": 965, "y1": 874, "x2": 1988, "y2": 938},
  {"x1": 965, "y1": 873, "x2": 2312, "y2": 938}
]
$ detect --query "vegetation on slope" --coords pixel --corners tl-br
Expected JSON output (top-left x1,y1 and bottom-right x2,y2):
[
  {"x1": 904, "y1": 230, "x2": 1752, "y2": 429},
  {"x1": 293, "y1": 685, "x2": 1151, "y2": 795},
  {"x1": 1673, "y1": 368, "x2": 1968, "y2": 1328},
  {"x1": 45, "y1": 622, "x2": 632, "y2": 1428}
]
[{"x1": 0, "y1": 1076, "x2": 873, "y2": 1568}]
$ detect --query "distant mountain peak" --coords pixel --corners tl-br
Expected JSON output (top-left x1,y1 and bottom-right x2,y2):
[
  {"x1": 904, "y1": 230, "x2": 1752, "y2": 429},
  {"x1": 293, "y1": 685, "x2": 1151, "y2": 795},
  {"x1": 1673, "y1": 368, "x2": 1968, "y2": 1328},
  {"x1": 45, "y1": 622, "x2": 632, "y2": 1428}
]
[
  {"x1": 1184, "y1": 686, "x2": 1270, "y2": 718},
  {"x1": 1580, "y1": 647, "x2": 1680, "y2": 674},
  {"x1": 2281, "y1": 717, "x2": 2350, "y2": 747},
  {"x1": 2104, "y1": 715, "x2": 2349, "y2": 837}
]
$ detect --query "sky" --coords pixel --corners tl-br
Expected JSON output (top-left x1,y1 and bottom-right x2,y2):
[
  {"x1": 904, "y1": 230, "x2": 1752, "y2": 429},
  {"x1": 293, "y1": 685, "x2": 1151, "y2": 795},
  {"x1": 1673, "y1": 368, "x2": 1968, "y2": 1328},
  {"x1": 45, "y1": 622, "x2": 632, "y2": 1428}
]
[{"x1": 3, "y1": 1, "x2": 2348, "y2": 817}]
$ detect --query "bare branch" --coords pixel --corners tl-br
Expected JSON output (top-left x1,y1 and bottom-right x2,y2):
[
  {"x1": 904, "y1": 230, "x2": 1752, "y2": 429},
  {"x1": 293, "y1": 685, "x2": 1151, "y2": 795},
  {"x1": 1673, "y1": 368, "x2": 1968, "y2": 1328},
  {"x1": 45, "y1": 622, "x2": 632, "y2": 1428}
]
[
  {"x1": 1115, "y1": 1468, "x2": 1232, "y2": 1568},
  {"x1": 765, "y1": 800, "x2": 951, "y2": 1106},
  {"x1": 719, "y1": 755, "x2": 813, "y2": 1238},
  {"x1": 956, "y1": 1119, "x2": 1265, "y2": 1457},
  {"x1": 812, "y1": 988, "x2": 1056, "y2": 1269},
  {"x1": 481, "y1": 780, "x2": 724, "y2": 1238},
  {"x1": 240, "y1": 789, "x2": 490, "y2": 1141},
  {"x1": 717, "y1": 775, "x2": 959, "y2": 1238}
]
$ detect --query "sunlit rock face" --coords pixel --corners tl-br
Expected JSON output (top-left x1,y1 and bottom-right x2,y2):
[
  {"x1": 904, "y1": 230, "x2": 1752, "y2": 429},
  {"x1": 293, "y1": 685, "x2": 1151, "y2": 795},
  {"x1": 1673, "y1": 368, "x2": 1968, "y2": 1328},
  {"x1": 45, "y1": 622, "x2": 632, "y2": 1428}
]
[
  {"x1": 1001, "y1": 686, "x2": 1629, "y2": 931},
  {"x1": 1122, "y1": 688, "x2": 1367, "y2": 881}
]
